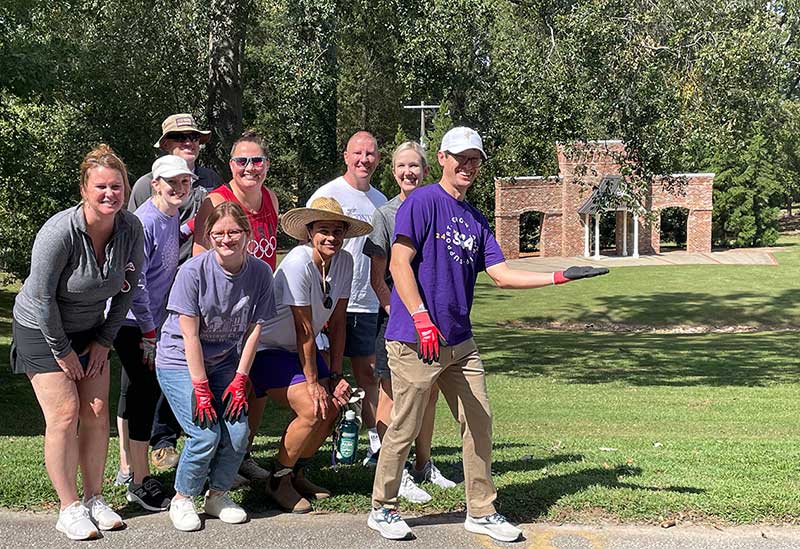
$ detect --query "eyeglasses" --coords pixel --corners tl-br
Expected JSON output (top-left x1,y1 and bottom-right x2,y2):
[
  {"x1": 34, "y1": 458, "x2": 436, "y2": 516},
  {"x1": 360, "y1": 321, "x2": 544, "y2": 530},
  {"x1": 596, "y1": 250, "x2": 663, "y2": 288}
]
[
  {"x1": 231, "y1": 156, "x2": 267, "y2": 168},
  {"x1": 446, "y1": 152, "x2": 483, "y2": 168},
  {"x1": 165, "y1": 132, "x2": 200, "y2": 143},
  {"x1": 209, "y1": 229, "x2": 245, "y2": 242},
  {"x1": 321, "y1": 280, "x2": 332, "y2": 309}
]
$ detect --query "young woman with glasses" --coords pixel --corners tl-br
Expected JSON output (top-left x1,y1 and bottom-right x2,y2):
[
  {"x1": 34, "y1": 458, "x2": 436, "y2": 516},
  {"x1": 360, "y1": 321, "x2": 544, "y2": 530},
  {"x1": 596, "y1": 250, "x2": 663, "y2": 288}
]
[
  {"x1": 156, "y1": 201, "x2": 276, "y2": 531},
  {"x1": 247, "y1": 197, "x2": 372, "y2": 513}
]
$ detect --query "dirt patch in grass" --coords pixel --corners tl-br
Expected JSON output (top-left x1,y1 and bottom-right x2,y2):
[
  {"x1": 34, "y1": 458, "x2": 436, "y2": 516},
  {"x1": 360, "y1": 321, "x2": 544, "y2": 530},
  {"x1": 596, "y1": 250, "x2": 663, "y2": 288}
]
[{"x1": 498, "y1": 320, "x2": 800, "y2": 334}]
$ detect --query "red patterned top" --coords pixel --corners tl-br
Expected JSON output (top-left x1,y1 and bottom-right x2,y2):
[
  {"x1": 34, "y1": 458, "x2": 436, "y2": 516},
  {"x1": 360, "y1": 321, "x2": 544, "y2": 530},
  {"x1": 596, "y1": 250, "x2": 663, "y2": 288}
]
[{"x1": 210, "y1": 185, "x2": 278, "y2": 270}]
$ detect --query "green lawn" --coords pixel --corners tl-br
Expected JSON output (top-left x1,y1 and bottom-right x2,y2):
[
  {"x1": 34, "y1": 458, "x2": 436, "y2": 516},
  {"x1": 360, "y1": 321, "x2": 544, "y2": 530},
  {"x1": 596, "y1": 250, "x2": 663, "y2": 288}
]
[{"x1": 2, "y1": 239, "x2": 800, "y2": 524}]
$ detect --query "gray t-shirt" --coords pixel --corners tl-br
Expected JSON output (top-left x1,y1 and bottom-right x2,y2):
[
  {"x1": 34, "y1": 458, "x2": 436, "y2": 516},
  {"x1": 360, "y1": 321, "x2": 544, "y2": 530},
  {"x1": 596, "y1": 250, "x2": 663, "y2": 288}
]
[
  {"x1": 156, "y1": 250, "x2": 276, "y2": 373},
  {"x1": 13, "y1": 205, "x2": 144, "y2": 358},
  {"x1": 363, "y1": 194, "x2": 402, "y2": 289},
  {"x1": 128, "y1": 166, "x2": 223, "y2": 264}
]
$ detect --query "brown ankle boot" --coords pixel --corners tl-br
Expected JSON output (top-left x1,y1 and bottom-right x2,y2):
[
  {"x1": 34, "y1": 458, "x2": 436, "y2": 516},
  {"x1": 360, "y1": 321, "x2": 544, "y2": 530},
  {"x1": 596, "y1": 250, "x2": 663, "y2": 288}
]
[
  {"x1": 266, "y1": 472, "x2": 311, "y2": 513},
  {"x1": 292, "y1": 468, "x2": 331, "y2": 500}
]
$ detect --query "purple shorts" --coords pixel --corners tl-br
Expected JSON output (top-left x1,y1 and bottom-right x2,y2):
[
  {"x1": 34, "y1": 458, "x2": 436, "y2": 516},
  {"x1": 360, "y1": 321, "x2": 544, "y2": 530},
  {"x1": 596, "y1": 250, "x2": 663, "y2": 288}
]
[{"x1": 249, "y1": 348, "x2": 330, "y2": 397}]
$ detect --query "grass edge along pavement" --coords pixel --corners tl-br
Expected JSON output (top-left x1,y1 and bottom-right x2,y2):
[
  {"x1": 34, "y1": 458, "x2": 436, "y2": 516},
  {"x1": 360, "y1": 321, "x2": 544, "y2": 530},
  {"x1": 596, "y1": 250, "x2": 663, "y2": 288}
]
[{"x1": 2, "y1": 238, "x2": 800, "y2": 525}]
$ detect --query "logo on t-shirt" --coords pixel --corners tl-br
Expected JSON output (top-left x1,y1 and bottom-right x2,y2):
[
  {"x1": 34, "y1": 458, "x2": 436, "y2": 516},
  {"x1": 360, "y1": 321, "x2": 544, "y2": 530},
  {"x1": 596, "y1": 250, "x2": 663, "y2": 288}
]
[{"x1": 437, "y1": 216, "x2": 479, "y2": 265}]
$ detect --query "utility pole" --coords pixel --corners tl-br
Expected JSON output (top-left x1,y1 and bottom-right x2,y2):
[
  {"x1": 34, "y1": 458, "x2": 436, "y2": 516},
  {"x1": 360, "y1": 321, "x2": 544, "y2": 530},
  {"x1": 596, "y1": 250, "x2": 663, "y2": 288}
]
[{"x1": 403, "y1": 102, "x2": 440, "y2": 148}]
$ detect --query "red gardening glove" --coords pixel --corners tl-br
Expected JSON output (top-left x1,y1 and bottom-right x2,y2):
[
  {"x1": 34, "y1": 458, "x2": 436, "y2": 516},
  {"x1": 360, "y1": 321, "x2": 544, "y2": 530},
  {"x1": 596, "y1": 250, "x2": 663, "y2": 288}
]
[
  {"x1": 412, "y1": 310, "x2": 446, "y2": 365},
  {"x1": 221, "y1": 372, "x2": 249, "y2": 422},
  {"x1": 553, "y1": 266, "x2": 610, "y2": 284},
  {"x1": 191, "y1": 379, "x2": 218, "y2": 429}
]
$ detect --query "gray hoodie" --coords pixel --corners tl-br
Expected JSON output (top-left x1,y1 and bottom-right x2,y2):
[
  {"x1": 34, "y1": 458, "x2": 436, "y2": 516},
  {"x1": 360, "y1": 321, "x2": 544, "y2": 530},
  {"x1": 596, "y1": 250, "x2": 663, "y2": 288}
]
[{"x1": 13, "y1": 204, "x2": 144, "y2": 358}]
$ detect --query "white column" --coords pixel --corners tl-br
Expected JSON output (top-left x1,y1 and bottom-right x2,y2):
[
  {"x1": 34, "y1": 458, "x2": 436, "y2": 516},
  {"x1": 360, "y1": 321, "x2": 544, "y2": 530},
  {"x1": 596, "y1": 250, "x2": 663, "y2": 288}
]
[
  {"x1": 622, "y1": 211, "x2": 628, "y2": 256},
  {"x1": 594, "y1": 213, "x2": 601, "y2": 258},
  {"x1": 584, "y1": 214, "x2": 590, "y2": 257},
  {"x1": 632, "y1": 211, "x2": 640, "y2": 258}
]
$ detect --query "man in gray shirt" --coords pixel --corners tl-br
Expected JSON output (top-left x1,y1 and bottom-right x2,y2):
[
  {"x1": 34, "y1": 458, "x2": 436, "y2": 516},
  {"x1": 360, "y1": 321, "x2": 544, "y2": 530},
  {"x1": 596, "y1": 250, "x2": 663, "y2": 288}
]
[{"x1": 128, "y1": 113, "x2": 224, "y2": 263}]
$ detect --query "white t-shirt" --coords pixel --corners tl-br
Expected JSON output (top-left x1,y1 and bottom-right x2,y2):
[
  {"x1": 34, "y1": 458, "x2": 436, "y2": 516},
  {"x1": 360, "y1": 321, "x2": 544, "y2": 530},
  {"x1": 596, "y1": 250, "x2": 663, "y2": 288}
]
[
  {"x1": 307, "y1": 176, "x2": 387, "y2": 313},
  {"x1": 258, "y1": 245, "x2": 353, "y2": 352}
]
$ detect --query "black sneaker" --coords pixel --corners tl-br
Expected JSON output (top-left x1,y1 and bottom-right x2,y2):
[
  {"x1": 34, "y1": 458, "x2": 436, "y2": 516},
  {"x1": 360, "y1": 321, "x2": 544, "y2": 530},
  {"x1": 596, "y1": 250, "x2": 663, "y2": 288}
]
[{"x1": 126, "y1": 476, "x2": 171, "y2": 512}]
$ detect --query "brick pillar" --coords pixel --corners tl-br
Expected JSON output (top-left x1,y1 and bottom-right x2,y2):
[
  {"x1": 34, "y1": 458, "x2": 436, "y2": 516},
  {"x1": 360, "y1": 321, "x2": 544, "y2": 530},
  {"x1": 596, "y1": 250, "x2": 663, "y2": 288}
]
[
  {"x1": 637, "y1": 214, "x2": 657, "y2": 255},
  {"x1": 541, "y1": 213, "x2": 562, "y2": 257},
  {"x1": 615, "y1": 211, "x2": 626, "y2": 255},
  {"x1": 495, "y1": 215, "x2": 520, "y2": 259},
  {"x1": 687, "y1": 209, "x2": 712, "y2": 253}
]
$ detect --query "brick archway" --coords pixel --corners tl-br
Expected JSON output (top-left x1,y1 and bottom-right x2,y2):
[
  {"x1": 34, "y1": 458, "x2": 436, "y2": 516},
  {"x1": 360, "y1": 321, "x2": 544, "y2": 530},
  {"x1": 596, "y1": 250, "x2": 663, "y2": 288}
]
[{"x1": 495, "y1": 141, "x2": 713, "y2": 259}]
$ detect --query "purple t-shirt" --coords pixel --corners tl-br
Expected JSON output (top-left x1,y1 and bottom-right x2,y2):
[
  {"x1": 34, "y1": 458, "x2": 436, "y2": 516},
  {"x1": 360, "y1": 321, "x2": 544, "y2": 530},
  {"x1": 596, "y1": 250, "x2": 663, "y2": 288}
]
[
  {"x1": 385, "y1": 183, "x2": 505, "y2": 346},
  {"x1": 156, "y1": 250, "x2": 276, "y2": 373},
  {"x1": 124, "y1": 199, "x2": 180, "y2": 333}
]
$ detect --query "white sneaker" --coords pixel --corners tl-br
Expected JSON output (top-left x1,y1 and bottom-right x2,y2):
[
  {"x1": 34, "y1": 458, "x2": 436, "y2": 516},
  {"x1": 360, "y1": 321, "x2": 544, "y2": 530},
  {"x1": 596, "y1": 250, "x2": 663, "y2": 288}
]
[
  {"x1": 169, "y1": 497, "x2": 201, "y2": 531},
  {"x1": 412, "y1": 459, "x2": 457, "y2": 489},
  {"x1": 239, "y1": 457, "x2": 270, "y2": 481},
  {"x1": 56, "y1": 501, "x2": 99, "y2": 540},
  {"x1": 367, "y1": 507, "x2": 413, "y2": 540},
  {"x1": 464, "y1": 513, "x2": 522, "y2": 542},
  {"x1": 203, "y1": 491, "x2": 247, "y2": 524},
  {"x1": 398, "y1": 468, "x2": 431, "y2": 504},
  {"x1": 84, "y1": 495, "x2": 124, "y2": 530}
]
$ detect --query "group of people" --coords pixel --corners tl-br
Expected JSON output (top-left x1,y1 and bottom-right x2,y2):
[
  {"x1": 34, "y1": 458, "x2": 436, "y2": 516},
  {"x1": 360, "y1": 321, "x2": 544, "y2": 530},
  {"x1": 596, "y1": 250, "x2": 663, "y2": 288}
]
[{"x1": 11, "y1": 112, "x2": 608, "y2": 543}]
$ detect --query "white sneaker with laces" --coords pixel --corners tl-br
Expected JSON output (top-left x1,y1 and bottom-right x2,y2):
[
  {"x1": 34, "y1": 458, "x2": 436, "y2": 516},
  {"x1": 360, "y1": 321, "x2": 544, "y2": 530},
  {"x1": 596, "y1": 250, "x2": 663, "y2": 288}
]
[
  {"x1": 169, "y1": 497, "x2": 201, "y2": 531},
  {"x1": 239, "y1": 457, "x2": 270, "y2": 481},
  {"x1": 464, "y1": 513, "x2": 522, "y2": 542},
  {"x1": 412, "y1": 459, "x2": 457, "y2": 489},
  {"x1": 367, "y1": 507, "x2": 413, "y2": 540},
  {"x1": 398, "y1": 468, "x2": 432, "y2": 504},
  {"x1": 204, "y1": 491, "x2": 247, "y2": 524},
  {"x1": 56, "y1": 501, "x2": 99, "y2": 540},
  {"x1": 84, "y1": 495, "x2": 124, "y2": 530}
]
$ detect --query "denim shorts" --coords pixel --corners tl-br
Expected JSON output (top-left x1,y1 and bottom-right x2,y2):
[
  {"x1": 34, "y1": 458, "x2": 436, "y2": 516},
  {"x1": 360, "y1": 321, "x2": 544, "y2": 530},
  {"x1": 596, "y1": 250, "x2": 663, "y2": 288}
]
[
  {"x1": 373, "y1": 310, "x2": 390, "y2": 380},
  {"x1": 249, "y1": 348, "x2": 330, "y2": 397},
  {"x1": 344, "y1": 312, "x2": 378, "y2": 358}
]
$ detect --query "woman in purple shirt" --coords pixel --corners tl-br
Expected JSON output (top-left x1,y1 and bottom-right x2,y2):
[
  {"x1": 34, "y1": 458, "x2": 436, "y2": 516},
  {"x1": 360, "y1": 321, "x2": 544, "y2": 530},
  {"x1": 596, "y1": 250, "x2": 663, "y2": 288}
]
[
  {"x1": 113, "y1": 155, "x2": 194, "y2": 513},
  {"x1": 156, "y1": 202, "x2": 276, "y2": 532}
]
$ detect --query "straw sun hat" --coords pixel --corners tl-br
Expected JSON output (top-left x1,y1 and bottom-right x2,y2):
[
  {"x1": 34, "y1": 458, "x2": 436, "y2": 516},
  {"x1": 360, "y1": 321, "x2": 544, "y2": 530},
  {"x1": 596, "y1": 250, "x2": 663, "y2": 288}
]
[{"x1": 281, "y1": 197, "x2": 373, "y2": 241}]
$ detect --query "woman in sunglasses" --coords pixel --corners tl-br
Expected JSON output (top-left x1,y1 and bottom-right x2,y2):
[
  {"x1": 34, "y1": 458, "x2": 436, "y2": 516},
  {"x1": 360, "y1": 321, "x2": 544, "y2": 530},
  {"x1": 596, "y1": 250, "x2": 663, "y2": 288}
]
[
  {"x1": 11, "y1": 144, "x2": 143, "y2": 540},
  {"x1": 157, "y1": 201, "x2": 276, "y2": 532},
  {"x1": 193, "y1": 129, "x2": 279, "y2": 270},
  {"x1": 248, "y1": 197, "x2": 372, "y2": 513},
  {"x1": 192, "y1": 129, "x2": 280, "y2": 483}
]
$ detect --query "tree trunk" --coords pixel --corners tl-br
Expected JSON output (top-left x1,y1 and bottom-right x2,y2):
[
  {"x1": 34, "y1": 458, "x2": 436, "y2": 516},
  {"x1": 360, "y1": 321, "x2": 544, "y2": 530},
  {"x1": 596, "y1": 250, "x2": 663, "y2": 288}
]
[{"x1": 206, "y1": 0, "x2": 250, "y2": 181}]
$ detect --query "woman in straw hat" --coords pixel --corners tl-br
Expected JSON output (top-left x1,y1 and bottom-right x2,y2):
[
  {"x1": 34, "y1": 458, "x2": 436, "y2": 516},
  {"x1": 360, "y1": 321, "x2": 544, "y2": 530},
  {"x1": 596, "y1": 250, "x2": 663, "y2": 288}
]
[{"x1": 248, "y1": 196, "x2": 372, "y2": 513}]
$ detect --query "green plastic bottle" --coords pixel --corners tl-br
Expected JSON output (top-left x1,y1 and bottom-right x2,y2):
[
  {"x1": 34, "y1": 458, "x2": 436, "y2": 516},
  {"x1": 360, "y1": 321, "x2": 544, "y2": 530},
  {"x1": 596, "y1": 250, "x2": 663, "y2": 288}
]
[{"x1": 337, "y1": 410, "x2": 359, "y2": 464}]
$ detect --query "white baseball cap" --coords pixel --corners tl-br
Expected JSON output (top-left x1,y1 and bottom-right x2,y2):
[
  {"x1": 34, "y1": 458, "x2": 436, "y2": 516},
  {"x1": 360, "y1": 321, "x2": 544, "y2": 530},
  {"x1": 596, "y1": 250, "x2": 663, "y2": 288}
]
[
  {"x1": 439, "y1": 126, "x2": 487, "y2": 159},
  {"x1": 151, "y1": 155, "x2": 198, "y2": 181}
]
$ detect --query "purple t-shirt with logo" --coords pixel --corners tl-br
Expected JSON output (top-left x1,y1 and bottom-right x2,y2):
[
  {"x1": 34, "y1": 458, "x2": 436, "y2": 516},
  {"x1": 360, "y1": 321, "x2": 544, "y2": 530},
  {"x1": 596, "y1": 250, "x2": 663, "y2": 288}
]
[
  {"x1": 385, "y1": 183, "x2": 505, "y2": 346},
  {"x1": 156, "y1": 250, "x2": 276, "y2": 373}
]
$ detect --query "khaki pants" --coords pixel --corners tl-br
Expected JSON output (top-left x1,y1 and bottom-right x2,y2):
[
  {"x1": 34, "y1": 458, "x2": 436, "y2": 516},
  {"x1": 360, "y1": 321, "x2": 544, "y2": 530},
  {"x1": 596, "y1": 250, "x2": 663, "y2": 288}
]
[{"x1": 371, "y1": 338, "x2": 496, "y2": 517}]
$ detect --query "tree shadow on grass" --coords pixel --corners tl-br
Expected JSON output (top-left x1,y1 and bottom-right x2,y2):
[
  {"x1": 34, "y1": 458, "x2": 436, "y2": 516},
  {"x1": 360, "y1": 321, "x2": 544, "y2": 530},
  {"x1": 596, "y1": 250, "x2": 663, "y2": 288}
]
[
  {"x1": 475, "y1": 326, "x2": 800, "y2": 387},
  {"x1": 498, "y1": 465, "x2": 703, "y2": 522}
]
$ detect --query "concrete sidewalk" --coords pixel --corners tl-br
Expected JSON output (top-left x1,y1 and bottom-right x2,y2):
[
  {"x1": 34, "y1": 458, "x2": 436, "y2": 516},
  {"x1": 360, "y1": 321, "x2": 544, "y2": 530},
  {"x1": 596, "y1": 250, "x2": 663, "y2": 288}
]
[
  {"x1": 2, "y1": 509, "x2": 800, "y2": 549},
  {"x1": 507, "y1": 248, "x2": 782, "y2": 272}
]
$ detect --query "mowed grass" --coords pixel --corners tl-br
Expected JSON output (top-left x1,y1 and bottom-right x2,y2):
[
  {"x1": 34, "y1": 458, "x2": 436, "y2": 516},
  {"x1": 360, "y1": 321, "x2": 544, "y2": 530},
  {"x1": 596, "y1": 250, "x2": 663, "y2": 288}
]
[{"x1": 2, "y1": 239, "x2": 800, "y2": 524}]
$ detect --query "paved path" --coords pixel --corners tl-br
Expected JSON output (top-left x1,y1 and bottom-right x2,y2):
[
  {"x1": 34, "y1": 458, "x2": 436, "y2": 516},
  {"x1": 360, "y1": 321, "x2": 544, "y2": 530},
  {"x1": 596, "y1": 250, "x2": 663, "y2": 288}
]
[
  {"x1": 2, "y1": 509, "x2": 800, "y2": 548},
  {"x1": 507, "y1": 248, "x2": 782, "y2": 272}
]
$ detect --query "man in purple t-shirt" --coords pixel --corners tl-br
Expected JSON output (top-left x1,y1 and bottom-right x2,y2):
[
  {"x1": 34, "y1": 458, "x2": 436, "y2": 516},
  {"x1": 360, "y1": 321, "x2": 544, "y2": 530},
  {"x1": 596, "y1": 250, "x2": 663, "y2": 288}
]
[{"x1": 368, "y1": 127, "x2": 608, "y2": 543}]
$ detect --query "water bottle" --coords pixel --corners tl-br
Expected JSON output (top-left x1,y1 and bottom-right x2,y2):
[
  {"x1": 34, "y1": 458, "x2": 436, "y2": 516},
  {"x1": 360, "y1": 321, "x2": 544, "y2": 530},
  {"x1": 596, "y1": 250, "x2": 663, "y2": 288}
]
[{"x1": 337, "y1": 410, "x2": 359, "y2": 464}]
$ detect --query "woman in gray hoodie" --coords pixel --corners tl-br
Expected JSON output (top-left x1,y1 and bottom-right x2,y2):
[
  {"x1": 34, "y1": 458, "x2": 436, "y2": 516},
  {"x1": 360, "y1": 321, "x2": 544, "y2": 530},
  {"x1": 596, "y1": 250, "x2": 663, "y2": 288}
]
[{"x1": 11, "y1": 144, "x2": 144, "y2": 541}]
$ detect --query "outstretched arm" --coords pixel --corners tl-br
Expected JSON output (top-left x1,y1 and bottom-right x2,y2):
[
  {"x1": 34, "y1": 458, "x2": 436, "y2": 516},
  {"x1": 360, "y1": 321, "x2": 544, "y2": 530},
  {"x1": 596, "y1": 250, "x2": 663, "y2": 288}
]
[{"x1": 486, "y1": 262, "x2": 609, "y2": 289}]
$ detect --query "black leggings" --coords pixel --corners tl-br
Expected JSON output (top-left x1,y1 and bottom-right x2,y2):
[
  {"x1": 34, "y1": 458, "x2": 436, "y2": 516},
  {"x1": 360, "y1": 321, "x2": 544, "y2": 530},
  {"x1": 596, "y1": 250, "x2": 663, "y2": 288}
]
[{"x1": 113, "y1": 326, "x2": 161, "y2": 442}]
